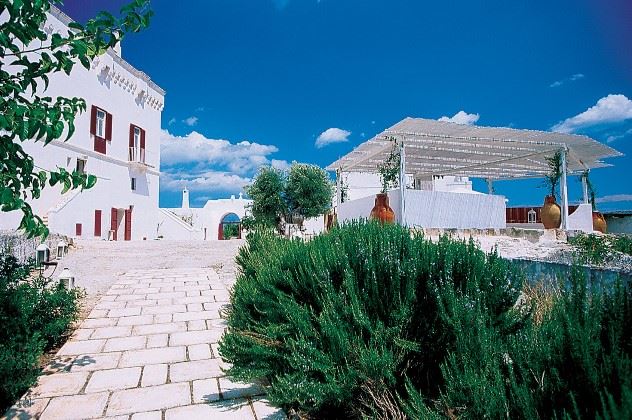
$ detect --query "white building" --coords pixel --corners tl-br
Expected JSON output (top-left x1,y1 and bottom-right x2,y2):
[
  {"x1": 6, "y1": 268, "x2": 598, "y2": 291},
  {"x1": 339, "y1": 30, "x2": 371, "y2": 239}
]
[{"x1": 0, "y1": 6, "x2": 165, "y2": 241}]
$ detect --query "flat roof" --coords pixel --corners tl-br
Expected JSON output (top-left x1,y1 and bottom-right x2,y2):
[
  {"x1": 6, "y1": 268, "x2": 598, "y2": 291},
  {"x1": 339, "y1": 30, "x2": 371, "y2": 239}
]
[{"x1": 327, "y1": 117, "x2": 623, "y2": 180}]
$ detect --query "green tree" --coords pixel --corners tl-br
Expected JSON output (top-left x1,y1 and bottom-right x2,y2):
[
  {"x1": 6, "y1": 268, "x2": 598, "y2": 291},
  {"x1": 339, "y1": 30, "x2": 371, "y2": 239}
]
[
  {"x1": 0, "y1": 0, "x2": 152, "y2": 238},
  {"x1": 245, "y1": 166, "x2": 286, "y2": 228},
  {"x1": 285, "y1": 163, "x2": 333, "y2": 218}
]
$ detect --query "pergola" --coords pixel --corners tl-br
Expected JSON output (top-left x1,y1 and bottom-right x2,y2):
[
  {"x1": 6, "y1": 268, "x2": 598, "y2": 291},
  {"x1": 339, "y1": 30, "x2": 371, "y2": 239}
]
[{"x1": 326, "y1": 117, "x2": 622, "y2": 229}]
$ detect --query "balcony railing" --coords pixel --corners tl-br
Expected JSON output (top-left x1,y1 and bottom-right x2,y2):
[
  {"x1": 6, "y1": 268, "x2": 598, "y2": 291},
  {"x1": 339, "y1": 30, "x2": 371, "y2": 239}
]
[{"x1": 128, "y1": 147, "x2": 145, "y2": 164}]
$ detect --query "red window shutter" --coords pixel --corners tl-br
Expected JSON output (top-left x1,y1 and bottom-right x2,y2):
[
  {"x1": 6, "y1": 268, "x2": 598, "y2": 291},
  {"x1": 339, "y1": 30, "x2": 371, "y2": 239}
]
[
  {"x1": 94, "y1": 210, "x2": 102, "y2": 236},
  {"x1": 129, "y1": 124, "x2": 135, "y2": 147},
  {"x1": 105, "y1": 112, "x2": 113, "y2": 141},
  {"x1": 94, "y1": 136, "x2": 106, "y2": 154},
  {"x1": 140, "y1": 128, "x2": 146, "y2": 149},
  {"x1": 124, "y1": 208, "x2": 132, "y2": 241},
  {"x1": 75, "y1": 223, "x2": 82, "y2": 236},
  {"x1": 90, "y1": 106, "x2": 97, "y2": 135},
  {"x1": 111, "y1": 208, "x2": 118, "y2": 241}
]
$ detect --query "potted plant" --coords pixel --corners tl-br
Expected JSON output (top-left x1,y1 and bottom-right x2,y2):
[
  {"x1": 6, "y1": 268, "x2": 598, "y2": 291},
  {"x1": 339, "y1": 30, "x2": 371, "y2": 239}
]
[
  {"x1": 371, "y1": 138, "x2": 399, "y2": 223},
  {"x1": 583, "y1": 171, "x2": 607, "y2": 233},
  {"x1": 541, "y1": 151, "x2": 562, "y2": 229}
]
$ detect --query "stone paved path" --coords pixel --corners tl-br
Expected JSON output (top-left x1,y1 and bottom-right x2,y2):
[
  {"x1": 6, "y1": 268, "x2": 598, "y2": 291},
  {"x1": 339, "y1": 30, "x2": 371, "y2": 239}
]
[{"x1": 4, "y1": 267, "x2": 284, "y2": 420}]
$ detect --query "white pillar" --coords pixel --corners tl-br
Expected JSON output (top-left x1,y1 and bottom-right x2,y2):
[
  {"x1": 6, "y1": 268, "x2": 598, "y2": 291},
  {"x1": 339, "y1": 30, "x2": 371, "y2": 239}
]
[
  {"x1": 581, "y1": 172, "x2": 589, "y2": 204},
  {"x1": 336, "y1": 169, "x2": 342, "y2": 209},
  {"x1": 399, "y1": 142, "x2": 406, "y2": 225},
  {"x1": 486, "y1": 178, "x2": 494, "y2": 195},
  {"x1": 560, "y1": 149, "x2": 569, "y2": 230},
  {"x1": 182, "y1": 187, "x2": 189, "y2": 209}
]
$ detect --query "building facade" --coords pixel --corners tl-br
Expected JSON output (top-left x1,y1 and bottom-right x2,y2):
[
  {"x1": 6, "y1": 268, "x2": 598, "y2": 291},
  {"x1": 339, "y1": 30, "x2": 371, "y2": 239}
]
[{"x1": 0, "y1": 7, "x2": 165, "y2": 240}]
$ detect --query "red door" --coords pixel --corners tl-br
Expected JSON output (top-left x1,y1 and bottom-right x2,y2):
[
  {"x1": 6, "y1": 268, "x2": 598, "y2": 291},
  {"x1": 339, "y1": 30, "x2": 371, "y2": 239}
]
[
  {"x1": 75, "y1": 223, "x2": 82, "y2": 236},
  {"x1": 124, "y1": 208, "x2": 132, "y2": 241},
  {"x1": 218, "y1": 223, "x2": 223, "y2": 240},
  {"x1": 94, "y1": 210, "x2": 102, "y2": 237},
  {"x1": 110, "y1": 208, "x2": 118, "y2": 241}
]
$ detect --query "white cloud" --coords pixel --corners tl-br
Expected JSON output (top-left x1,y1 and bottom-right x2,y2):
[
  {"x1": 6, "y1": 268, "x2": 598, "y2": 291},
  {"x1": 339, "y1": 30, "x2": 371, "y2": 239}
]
[
  {"x1": 596, "y1": 194, "x2": 632, "y2": 204},
  {"x1": 550, "y1": 73, "x2": 585, "y2": 88},
  {"x1": 551, "y1": 94, "x2": 632, "y2": 133},
  {"x1": 161, "y1": 130, "x2": 280, "y2": 175},
  {"x1": 438, "y1": 111, "x2": 480, "y2": 125},
  {"x1": 271, "y1": 159, "x2": 291, "y2": 170},
  {"x1": 183, "y1": 116, "x2": 199, "y2": 127},
  {"x1": 315, "y1": 127, "x2": 351, "y2": 148},
  {"x1": 167, "y1": 117, "x2": 176, "y2": 126},
  {"x1": 606, "y1": 128, "x2": 632, "y2": 143},
  {"x1": 160, "y1": 130, "x2": 286, "y2": 197}
]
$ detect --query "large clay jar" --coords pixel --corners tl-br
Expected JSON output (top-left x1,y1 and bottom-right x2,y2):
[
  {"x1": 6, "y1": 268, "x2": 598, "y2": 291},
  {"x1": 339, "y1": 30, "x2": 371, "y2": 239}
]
[
  {"x1": 592, "y1": 211, "x2": 607, "y2": 233},
  {"x1": 370, "y1": 193, "x2": 395, "y2": 224},
  {"x1": 541, "y1": 195, "x2": 561, "y2": 229}
]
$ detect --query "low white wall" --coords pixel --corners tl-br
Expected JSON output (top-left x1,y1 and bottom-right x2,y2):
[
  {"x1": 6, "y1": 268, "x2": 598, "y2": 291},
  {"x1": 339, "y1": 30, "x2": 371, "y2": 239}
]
[
  {"x1": 338, "y1": 189, "x2": 505, "y2": 229},
  {"x1": 568, "y1": 203, "x2": 593, "y2": 233},
  {"x1": 403, "y1": 189, "x2": 505, "y2": 229},
  {"x1": 155, "y1": 209, "x2": 203, "y2": 240}
]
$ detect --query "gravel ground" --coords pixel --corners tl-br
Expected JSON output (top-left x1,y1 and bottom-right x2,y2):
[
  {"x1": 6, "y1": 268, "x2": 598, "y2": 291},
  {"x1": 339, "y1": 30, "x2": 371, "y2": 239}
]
[{"x1": 52, "y1": 239, "x2": 244, "y2": 313}]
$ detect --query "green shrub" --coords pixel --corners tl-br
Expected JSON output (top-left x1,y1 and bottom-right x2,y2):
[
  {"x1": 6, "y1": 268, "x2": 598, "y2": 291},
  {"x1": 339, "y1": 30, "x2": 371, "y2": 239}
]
[
  {"x1": 0, "y1": 254, "x2": 82, "y2": 411},
  {"x1": 418, "y1": 267, "x2": 632, "y2": 419},
  {"x1": 569, "y1": 232, "x2": 632, "y2": 265},
  {"x1": 220, "y1": 221, "x2": 521, "y2": 417}
]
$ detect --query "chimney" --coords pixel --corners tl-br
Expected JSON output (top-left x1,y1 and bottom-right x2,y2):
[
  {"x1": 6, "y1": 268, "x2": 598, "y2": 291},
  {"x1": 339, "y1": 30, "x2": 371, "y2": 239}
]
[{"x1": 182, "y1": 187, "x2": 189, "y2": 209}]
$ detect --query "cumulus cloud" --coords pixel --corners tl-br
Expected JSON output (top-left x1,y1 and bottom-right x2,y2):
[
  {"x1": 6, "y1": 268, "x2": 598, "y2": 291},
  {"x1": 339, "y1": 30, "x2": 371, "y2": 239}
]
[
  {"x1": 550, "y1": 73, "x2": 585, "y2": 88},
  {"x1": 551, "y1": 94, "x2": 632, "y2": 133},
  {"x1": 315, "y1": 127, "x2": 351, "y2": 148},
  {"x1": 167, "y1": 117, "x2": 176, "y2": 126},
  {"x1": 183, "y1": 116, "x2": 198, "y2": 127},
  {"x1": 438, "y1": 111, "x2": 480, "y2": 125},
  {"x1": 160, "y1": 130, "x2": 287, "y2": 196}
]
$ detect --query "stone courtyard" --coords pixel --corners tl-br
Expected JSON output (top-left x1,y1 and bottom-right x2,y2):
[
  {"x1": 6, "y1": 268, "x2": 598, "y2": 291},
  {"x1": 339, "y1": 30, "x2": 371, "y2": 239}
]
[{"x1": 3, "y1": 241, "x2": 284, "y2": 419}]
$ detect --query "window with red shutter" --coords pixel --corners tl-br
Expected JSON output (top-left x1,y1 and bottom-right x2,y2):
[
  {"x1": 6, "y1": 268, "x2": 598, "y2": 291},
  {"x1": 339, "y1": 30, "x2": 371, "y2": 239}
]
[
  {"x1": 111, "y1": 208, "x2": 118, "y2": 241},
  {"x1": 94, "y1": 210, "x2": 102, "y2": 237},
  {"x1": 140, "y1": 128, "x2": 146, "y2": 163},
  {"x1": 124, "y1": 208, "x2": 132, "y2": 241},
  {"x1": 76, "y1": 223, "x2": 82, "y2": 236},
  {"x1": 90, "y1": 106, "x2": 97, "y2": 135},
  {"x1": 105, "y1": 112, "x2": 112, "y2": 141}
]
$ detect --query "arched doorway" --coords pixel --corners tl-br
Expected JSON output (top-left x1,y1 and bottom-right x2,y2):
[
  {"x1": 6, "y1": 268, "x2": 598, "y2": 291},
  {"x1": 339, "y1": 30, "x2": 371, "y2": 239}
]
[{"x1": 218, "y1": 213, "x2": 242, "y2": 240}]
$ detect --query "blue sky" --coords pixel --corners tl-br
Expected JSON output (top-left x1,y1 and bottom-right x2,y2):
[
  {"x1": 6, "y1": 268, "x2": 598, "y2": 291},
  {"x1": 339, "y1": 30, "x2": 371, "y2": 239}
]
[{"x1": 60, "y1": 0, "x2": 632, "y2": 209}]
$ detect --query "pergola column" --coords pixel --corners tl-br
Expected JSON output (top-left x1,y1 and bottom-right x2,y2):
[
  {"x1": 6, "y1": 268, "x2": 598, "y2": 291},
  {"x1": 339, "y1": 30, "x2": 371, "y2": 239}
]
[
  {"x1": 486, "y1": 178, "x2": 494, "y2": 194},
  {"x1": 399, "y1": 142, "x2": 406, "y2": 225},
  {"x1": 560, "y1": 148, "x2": 569, "y2": 230},
  {"x1": 581, "y1": 171, "x2": 589, "y2": 204}
]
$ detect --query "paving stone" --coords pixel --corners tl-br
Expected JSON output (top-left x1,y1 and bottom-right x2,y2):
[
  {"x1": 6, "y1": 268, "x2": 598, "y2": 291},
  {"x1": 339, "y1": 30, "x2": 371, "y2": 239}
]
[
  {"x1": 103, "y1": 336, "x2": 147, "y2": 352},
  {"x1": 57, "y1": 339, "x2": 105, "y2": 356},
  {"x1": 146, "y1": 333, "x2": 168, "y2": 348},
  {"x1": 40, "y1": 392, "x2": 109, "y2": 419},
  {"x1": 82, "y1": 317, "x2": 119, "y2": 329},
  {"x1": 85, "y1": 367, "x2": 142, "y2": 393},
  {"x1": 115, "y1": 294, "x2": 147, "y2": 302},
  {"x1": 219, "y1": 377, "x2": 266, "y2": 400},
  {"x1": 211, "y1": 342, "x2": 221, "y2": 359},
  {"x1": 173, "y1": 296, "x2": 214, "y2": 305},
  {"x1": 186, "y1": 319, "x2": 207, "y2": 331},
  {"x1": 91, "y1": 326, "x2": 133, "y2": 339},
  {"x1": 185, "y1": 290, "x2": 201, "y2": 297},
  {"x1": 100, "y1": 294, "x2": 117, "y2": 301},
  {"x1": 94, "y1": 301, "x2": 128, "y2": 310},
  {"x1": 213, "y1": 291, "x2": 231, "y2": 302},
  {"x1": 169, "y1": 330, "x2": 223, "y2": 347},
  {"x1": 126, "y1": 299, "x2": 159, "y2": 307},
  {"x1": 119, "y1": 347, "x2": 187, "y2": 367},
  {"x1": 169, "y1": 359, "x2": 224, "y2": 382},
  {"x1": 141, "y1": 305, "x2": 187, "y2": 315},
  {"x1": 146, "y1": 291, "x2": 186, "y2": 300},
  {"x1": 186, "y1": 303, "x2": 203, "y2": 312},
  {"x1": 251, "y1": 398, "x2": 286, "y2": 420},
  {"x1": 106, "y1": 382, "x2": 191, "y2": 416},
  {"x1": 71, "y1": 328, "x2": 94, "y2": 340},
  {"x1": 131, "y1": 411, "x2": 162, "y2": 420},
  {"x1": 30, "y1": 372, "x2": 89, "y2": 398},
  {"x1": 133, "y1": 287, "x2": 160, "y2": 294},
  {"x1": 4, "y1": 397, "x2": 51, "y2": 419},
  {"x1": 173, "y1": 310, "x2": 221, "y2": 322},
  {"x1": 88, "y1": 309, "x2": 108, "y2": 318},
  {"x1": 154, "y1": 313, "x2": 173, "y2": 323},
  {"x1": 192, "y1": 378, "x2": 220, "y2": 404},
  {"x1": 42, "y1": 355, "x2": 76, "y2": 374},
  {"x1": 117, "y1": 314, "x2": 154, "y2": 326},
  {"x1": 165, "y1": 400, "x2": 254, "y2": 420},
  {"x1": 202, "y1": 302, "x2": 225, "y2": 311},
  {"x1": 70, "y1": 352, "x2": 121, "y2": 372},
  {"x1": 108, "y1": 307, "x2": 142, "y2": 317},
  {"x1": 141, "y1": 364, "x2": 168, "y2": 387},
  {"x1": 132, "y1": 322, "x2": 187, "y2": 336},
  {"x1": 188, "y1": 344, "x2": 212, "y2": 361}
]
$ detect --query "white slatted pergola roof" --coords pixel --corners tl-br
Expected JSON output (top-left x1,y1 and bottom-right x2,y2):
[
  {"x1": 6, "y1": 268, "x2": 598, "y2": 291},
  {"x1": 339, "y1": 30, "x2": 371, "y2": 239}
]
[{"x1": 326, "y1": 117, "x2": 622, "y2": 179}]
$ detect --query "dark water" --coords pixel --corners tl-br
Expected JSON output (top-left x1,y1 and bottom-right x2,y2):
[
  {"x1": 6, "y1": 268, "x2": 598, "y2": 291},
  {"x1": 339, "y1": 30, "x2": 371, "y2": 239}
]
[{"x1": 510, "y1": 258, "x2": 632, "y2": 286}]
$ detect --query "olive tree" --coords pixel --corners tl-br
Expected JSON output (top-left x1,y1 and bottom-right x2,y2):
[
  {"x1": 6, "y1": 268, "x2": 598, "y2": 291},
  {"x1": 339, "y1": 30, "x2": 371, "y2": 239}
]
[{"x1": 0, "y1": 0, "x2": 152, "y2": 237}]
